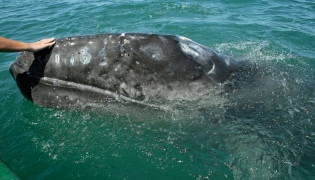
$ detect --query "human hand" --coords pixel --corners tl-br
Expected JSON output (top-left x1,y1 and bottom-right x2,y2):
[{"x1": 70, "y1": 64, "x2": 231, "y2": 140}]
[{"x1": 28, "y1": 38, "x2": 56, "y2": 52}]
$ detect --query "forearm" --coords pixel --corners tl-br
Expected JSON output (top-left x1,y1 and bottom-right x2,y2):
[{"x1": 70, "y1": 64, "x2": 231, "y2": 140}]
[{"x1": 0, "y1": 36, "x2": 31, "y2": 52}]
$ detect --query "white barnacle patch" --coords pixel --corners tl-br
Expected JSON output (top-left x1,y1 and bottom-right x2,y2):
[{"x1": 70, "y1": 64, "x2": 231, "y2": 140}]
[
  {"x1": 119, "y1": 33, "x2": 126, "y2": 37},
  {"x1": 70, "y1": 54, "x2": 75, "y2": 66},
  {"x1": 152, "y1": 54, "x2": 161, "y2": 59},
  {"x1": 114, "y1": 63, "x2": 122, "y2": 72},
  {"x1": 79, "y1": 47, "x2": 91, "y2": 64},
  {"x1": 119, "y1": 44, "x2": 126, "y2": 53},
  {"x1": 99, "y1": 57, "x2": 108, "y2": 66},
  {"x1": 70, "y1": 43, "x2": 75, "y2": 46},
  {"x1": 103, "y1": 38, "x2": 108, "y2": 45},
  {"x1": 89, "y1": 41, "x2": 93, "y2": 44},
  {"x1": 124, "y1": 39, "x2": 130, "y2": 44},
  {"x1": 55, "y1": 54, "x2": 60, "y2": 64}
]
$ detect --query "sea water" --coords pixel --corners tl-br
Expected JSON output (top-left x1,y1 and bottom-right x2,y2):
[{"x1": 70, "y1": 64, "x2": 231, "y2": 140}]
[{"x1": 0, "y1": 0, "x2": 314, "y2": 179}]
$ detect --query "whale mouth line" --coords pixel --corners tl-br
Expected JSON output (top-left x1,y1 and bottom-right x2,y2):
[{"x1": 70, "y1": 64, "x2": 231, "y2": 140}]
[{"x1": 38, "y1": 77, "x2": 163, "y2": 109}]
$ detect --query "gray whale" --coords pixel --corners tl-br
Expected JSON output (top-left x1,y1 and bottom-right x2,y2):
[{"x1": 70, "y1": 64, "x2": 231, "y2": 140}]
[{"x1": 10, "y1": 33, "x2": 242, "y2": 108}]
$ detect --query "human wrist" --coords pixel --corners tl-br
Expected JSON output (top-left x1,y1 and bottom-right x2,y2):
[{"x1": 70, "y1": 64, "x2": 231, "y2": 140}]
[{"x1": 25, "y1": 42, "x2": 34, "y2": 52}]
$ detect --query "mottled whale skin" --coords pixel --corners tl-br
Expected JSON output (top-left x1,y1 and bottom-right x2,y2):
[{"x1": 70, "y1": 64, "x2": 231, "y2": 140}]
[{"x1": 10, "y1": 33, "x2": 241, "y2": 108}]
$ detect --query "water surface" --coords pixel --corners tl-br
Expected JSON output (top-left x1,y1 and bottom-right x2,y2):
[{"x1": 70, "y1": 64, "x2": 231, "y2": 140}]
[{"x1": 0, "y1": 0, "x2": 314, "y2": 179}]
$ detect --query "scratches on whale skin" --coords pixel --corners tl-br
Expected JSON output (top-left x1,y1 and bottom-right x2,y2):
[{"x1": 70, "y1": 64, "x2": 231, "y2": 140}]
[
  {"x1": 176, "y1": 35, "x2": 208, "y2": 60},
  {"x1": 176, "y1": 35, "x2": 210, "y2": 62},
  {"x1": 207, "y1": 64, "x2": 216, "y2": 75},
  {"x1": 176, "y1": 35, "x2": 193, "y2": 42},
  {"x1": 140, "y1": 43, "x2": 165, "y2": 61},
  {"x1": 179, "y1": 43, "x2": 200, "y2": 58},
  {"x1": 158, "y1": 36, "x2": 169, "y2": 45}
]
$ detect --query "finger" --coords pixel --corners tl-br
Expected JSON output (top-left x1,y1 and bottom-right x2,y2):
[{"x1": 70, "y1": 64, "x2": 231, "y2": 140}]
[
  {"x1": 47, "y1": 41, "x2": 56, "y2": 48},
  {"x1": 46, "y1": 37, "x2": 55, "y2": 42},
  {"x1": 47, "y1": 42, "x2": 56, "y2": 47},
  {"x1": 40, "y1": 38, "x2": 55, "y2": 43}
]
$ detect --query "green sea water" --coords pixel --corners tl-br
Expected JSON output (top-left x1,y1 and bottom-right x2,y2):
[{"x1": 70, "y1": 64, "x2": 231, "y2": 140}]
[{"x1": 0, "y1": 0, "x2": 315, "y2": 179}]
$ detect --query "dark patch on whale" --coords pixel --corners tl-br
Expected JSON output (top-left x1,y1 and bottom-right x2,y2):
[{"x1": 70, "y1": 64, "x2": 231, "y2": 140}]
[{"x1": 10, "y1": 33, "x2": 244, "y2": 108}]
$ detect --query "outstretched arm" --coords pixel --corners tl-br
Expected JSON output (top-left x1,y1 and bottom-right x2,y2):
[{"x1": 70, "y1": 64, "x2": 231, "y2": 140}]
[{"x1": 0, "y1": 36, "x2": 55, "y2": 52}]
